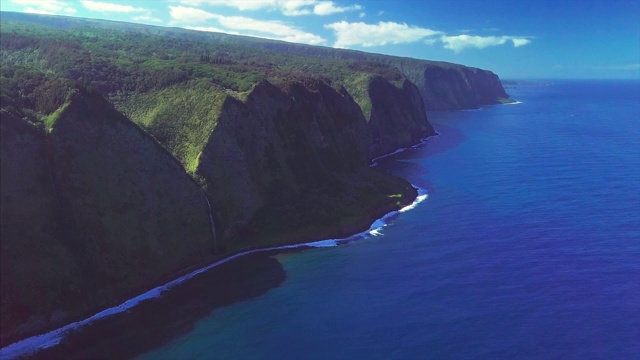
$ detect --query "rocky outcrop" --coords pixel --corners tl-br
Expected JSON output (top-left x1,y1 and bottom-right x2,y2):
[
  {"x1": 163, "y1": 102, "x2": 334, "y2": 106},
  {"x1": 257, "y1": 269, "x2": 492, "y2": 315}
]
[
  {"x1": 418, "y1": 65, "x2": 510, "y2": 110},
  {"x1": 368, "y1": 78, "x2": 436, "y2": 157},
  {"x1": 0, "y1": 90, "x2": 215, "y2": 345}
]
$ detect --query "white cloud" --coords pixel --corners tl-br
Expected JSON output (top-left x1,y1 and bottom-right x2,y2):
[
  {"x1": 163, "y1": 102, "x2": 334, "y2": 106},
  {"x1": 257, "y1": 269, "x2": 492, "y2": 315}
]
[
  {"x1": 440, "y1": 34, "x2": 532, "y2": 52},
  {"x1": 174, "y1": 0, "x2": 361, "y2": 16},
  {"x1": 359, "y1": 12, "x2": 365, "y2": 18},
  {"x1": 64, "y1": 7, "x2": 77, "y2": 13},
  {"x1": 177, "y1": 0, "x2": 278, "y2": 11},
  {"x1": 11, "y1": 0, "x2": 48, "y2": 3},
  {"x1": 313, "y1": 1, "x2": 362, "y2": 15},
  {"x1": 170, "y1": 8, "x2": 326, "y2": 45},
  {"x1": 325, "y1": 21, "x2": 440, "y2": 48},
  {"x1": 23, "y1": 7, "x2": 55, "y2": 15},
  {"x1": 11, "y1": 0, "x2": 76, "y2": 14},
  {"x1": 169, "y1": 5, "x2": 217, "y2": 23},
  {"x1": 12, "y1": 0, "x2": 61, "y2": 8},
  {"x1": 185, "y1": 26, "x2": 240, "y2": 35},
  {"x1": 81, "y1": 0, "x2": 148, "y2": 12},
  {"x1": 324, "y1": 19, "x2": 531, "y2": 51},
  {"x1": 511, "y1": 38, "x2": 531, "y2": 47},
  {"x1": 215, "y1": 15, "x2": 327, "y2": 44},
  {"x1": 277, "y1": 0, "x2": 313, "y2": 16}
]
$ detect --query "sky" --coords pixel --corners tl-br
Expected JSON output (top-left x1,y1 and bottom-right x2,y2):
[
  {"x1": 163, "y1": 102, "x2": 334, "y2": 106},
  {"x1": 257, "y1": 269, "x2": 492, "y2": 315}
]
[{"x1": 1, "y1": 0, "x2": 639, "y2": 79}]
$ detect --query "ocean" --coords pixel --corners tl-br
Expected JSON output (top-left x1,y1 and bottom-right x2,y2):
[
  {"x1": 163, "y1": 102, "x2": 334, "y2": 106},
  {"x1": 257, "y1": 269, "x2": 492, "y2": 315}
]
[{"x1": 9, "y1": 80, "x2": 640, "y2": 359}]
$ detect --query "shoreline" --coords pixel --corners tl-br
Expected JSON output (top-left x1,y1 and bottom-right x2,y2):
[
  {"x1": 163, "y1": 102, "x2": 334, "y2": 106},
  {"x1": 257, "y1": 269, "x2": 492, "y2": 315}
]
[
  {"x1": 0, "y1": 135, "x2": 436, "y2": 360},
  {"x1": 370, "y1": 134, "x2": 440, "y2": 167}
]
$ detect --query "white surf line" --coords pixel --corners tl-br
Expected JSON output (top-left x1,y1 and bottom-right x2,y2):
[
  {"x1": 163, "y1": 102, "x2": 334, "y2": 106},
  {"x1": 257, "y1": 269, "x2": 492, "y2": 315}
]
[
  {"x1": 0, "y1": 185, "x2": 429, "y2": 360},
  {"x1": 1, "y1": 139, "x2": 436, "y2": 359}
]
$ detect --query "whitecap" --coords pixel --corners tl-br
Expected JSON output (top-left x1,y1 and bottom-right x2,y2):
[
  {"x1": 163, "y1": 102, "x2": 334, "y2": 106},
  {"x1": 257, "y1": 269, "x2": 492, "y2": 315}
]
[{"x1": 399, "y1": 194, "x2": 428, "y2": 213}]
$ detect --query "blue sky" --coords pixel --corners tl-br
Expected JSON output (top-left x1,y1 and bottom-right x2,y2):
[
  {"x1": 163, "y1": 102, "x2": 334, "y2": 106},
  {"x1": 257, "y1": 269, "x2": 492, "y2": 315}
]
[{"x1": 2, "y1": 0, "x2": 639, "y2": 79}]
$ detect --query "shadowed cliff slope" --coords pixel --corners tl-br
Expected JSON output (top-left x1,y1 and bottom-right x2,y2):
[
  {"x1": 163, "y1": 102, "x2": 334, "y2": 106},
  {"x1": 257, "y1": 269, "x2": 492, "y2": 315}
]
[
  {"x1": 418, "y1": 65, "x2": 510, "y2": 110},
  {"x1": 368, "y1": 78, "x2": 435, "y2": 156},
  {"x1": 195, "y1": 79, "x2": 423, "y2": 246},
  {"x1": 0, "y1": 79, "x2": 426, "y2": 345},
  {"x1": 1, "y1": 90, "x2": 215, "y2": 345}
]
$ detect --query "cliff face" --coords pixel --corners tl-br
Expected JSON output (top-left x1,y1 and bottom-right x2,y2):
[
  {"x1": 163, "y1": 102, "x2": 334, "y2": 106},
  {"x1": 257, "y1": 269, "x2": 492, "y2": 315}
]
[
  {"x1": 0, "y1": 113, "x2": 74, "y2": 344},
  {"x1": 417, "y1": 65, "x2": 510, "y2": 110},
  {"x1": 195, "y1": 79, "x2": 418, "y2": 245},
  {"x1": 0, "y1": 77, "x2": 430, "y2": 345},
  {"x1": 0, "y1": 91, "x2": 215, "y2": 345},
  {"x1": 368, "y1": 78, "x2": 436, "y2": 157}
]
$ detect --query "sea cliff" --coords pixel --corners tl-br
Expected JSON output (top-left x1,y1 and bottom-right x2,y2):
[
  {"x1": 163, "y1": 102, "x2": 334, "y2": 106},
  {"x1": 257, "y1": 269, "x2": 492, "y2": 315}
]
[
  {"x1": 1, "y1": 91, "x2": 215, "y2": 345},
  {"x1": 0, "y1": 11, "x2": 508, "y2": 347},
  {"x1": 0, "y1": 76, "x2": 431, "y2": 346}
]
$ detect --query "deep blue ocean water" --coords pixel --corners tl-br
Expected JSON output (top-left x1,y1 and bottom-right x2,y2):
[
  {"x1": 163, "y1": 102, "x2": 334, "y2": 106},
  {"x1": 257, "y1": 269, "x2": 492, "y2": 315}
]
[
  {"x1": 10, "y1": 80, "x2": 637, "y2": 359},
  {"x1": 134, "y1": 80, "x2": 640, "y2": 359}
]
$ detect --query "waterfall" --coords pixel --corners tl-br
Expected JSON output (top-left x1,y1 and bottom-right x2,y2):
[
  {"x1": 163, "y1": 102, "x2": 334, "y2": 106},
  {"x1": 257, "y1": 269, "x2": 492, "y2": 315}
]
[{"x1": 203, "y1": 192, "x2": 218, "y2": 253}]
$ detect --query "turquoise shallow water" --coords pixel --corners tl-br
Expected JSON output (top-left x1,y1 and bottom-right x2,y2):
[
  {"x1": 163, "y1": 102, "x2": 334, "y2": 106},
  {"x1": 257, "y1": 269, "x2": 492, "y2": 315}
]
[
  {"x1": 13, "y1": 80, "x2": 639, "y2": 359},
  {"x1": 136, "y1": 80, "x2": 640, "y2": 359}
]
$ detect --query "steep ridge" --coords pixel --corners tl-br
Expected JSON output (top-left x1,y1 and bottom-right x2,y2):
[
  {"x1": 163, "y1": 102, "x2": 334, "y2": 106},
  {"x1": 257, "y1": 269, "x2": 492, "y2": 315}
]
[
  {"x1": 0, "y1": 90, "x2": 215, "y2": 345},
  {"x1": 368, "y1": 78, "x2": 435, "y2": 157},
  {"x1": 195, "y1": 78, "x2": 421, "y2": 247},
  {"x1": 0, "y1": 78, "x2": 427, "y2": 346}
]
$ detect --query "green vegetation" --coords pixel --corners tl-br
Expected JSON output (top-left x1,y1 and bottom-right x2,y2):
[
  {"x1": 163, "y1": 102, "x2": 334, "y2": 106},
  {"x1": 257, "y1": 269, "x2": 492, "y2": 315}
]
[
  {"x1": 343, "y1": 73, "x2": 375, "y2": 120},
  {"x1": 1, "y1": 11, "x2": 508, "y2": 168},
  {"x1": 115, "y1": 80, "x2": 230, "y2": 173},
  {"x1": 42, "y1": 101, "x2": 67, "y2": 132},
  {"x1": 0, "y1": 12, "x2": 409, "y2": 170}
]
